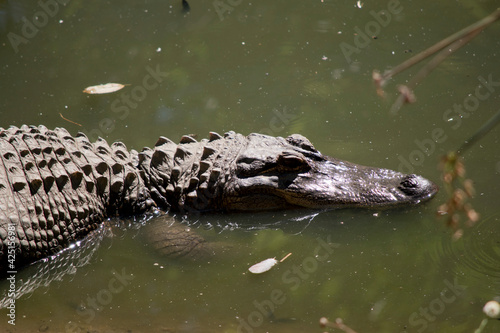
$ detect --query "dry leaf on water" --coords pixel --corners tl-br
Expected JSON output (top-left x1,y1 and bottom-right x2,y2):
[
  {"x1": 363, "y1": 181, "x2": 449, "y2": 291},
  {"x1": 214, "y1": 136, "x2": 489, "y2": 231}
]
[
  {"x1": 83, "y1": 83, "x2": 128, "y2": 94},
  {"x1": 248, "y1": 258, "x2": 278, "y2": 274},
  {"x1": 248, "y1": 253, "x2": 291, "y2": 274}
]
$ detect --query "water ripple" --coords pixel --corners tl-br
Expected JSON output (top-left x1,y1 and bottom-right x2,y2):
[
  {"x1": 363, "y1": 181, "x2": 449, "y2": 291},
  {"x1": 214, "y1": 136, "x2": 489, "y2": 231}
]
[{"x1": 431, "y1": 214, "x2": 500, "y2": 295}]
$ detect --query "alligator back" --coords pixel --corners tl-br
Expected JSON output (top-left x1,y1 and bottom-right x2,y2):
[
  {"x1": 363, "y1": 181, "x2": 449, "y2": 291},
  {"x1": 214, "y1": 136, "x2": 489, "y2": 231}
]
[{"x1": 0, "y1": 125, "x2": 151, "y2": 272}]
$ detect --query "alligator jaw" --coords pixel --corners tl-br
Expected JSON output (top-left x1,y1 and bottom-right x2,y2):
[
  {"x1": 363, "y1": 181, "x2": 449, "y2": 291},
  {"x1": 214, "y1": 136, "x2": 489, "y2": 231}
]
[{"x1": 222, "y1": 134, "x2": 438, "y2": 211}]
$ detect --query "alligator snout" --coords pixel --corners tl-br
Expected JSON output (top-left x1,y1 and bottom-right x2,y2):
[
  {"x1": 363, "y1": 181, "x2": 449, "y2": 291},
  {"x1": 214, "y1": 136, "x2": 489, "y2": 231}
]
[
  {"x1": 224, "y1": 133, "x2": 439, "y2": 211},
  {"x1": 398, "y1": 174, "x2": 438, "y2": 200}
]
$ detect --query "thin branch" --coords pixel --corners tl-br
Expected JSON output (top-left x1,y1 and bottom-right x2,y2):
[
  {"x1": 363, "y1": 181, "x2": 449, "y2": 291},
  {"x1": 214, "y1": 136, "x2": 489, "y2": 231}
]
[
  {"x1": 389, "y1": 28, "x2": 481, "y2": 114},
  {"x1": 381, "y1": 8, "x2": 500, "y2": 83}
]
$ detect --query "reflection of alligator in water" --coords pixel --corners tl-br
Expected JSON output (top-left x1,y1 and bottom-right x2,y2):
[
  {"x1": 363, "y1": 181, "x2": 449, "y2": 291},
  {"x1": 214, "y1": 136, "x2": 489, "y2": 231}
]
[{"x1": 0, "y1": 125, "x2": 438, "y2": 273}]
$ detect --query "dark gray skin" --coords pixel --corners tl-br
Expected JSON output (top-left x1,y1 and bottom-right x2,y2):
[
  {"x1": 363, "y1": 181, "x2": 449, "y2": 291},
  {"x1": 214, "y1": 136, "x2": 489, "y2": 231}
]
[
  {"x1": 0, "y1": 125, "x2": 438, "y2": 273},
  {"x1": 223, "y1": 133, "x2": 437, "y2": 210}
]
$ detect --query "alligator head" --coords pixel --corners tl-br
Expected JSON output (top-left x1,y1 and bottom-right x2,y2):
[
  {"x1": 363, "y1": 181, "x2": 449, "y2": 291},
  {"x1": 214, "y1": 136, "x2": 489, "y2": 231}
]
[{"x1": 223, "y1": 133, "x2": 438, "y2": 210}]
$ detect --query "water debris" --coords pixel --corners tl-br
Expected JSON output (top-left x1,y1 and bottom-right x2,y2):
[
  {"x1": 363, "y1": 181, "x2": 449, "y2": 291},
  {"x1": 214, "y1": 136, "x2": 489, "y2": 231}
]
[
  {"x1": 280, "y1": 252, "x2": 292, "y2": 262},
  {"x1": 248, "y1": 253, "x2": 292, "y2": 274},
  {"x1": 248, "y1": 258, "x2": 278, "y2": 274},
  {"x1": 483, "y1": 300, "x2": 500, "y2": 318},
  {"x1": 83, "y1": 83, "x2": 128, "y2": 94},
  {"x1": 59, "y1": 113, "x2": 82, "y2": 126},
  {"x1": 182, "y1": 0, "x2": 190, "y2": 13},
  {"x1": 319, "y1": 317, "x2": 358, "y2": 333}
]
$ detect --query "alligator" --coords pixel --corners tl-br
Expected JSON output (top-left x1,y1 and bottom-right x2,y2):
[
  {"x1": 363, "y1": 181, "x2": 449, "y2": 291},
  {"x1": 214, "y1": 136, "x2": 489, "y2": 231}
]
[{"x1": 0, "y1": 125, "x2": 438, "y2": 273}]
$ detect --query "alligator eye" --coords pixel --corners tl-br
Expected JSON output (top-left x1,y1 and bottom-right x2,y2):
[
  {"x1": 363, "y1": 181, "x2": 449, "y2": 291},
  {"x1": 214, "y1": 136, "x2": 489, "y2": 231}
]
[{"x1": 277, "y1": 152, "x2": 309, "y2": 172}]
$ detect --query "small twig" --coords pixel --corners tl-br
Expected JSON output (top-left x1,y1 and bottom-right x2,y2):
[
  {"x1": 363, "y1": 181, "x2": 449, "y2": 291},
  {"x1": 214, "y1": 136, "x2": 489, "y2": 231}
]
[
  {"x1": 59, "y1": 113, "x2": 82, "y2": 127},
  {"x1": 280, "y1": 252, "x2": 292, "y2": 262}
]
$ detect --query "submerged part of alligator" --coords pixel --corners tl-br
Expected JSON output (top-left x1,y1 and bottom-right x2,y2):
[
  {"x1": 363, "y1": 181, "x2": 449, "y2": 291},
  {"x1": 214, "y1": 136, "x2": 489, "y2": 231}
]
[{"x1": 0, "y1": 125, "x2": 438, "y2": 272}]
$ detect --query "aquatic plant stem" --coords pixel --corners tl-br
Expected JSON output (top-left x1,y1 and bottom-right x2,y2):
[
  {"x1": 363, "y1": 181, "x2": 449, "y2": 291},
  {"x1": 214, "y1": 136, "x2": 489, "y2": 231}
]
[
  {"x1": 389, "y1": 28, "x2": 481, "y2": 114},
  {"x1": 381, "y1": 8, "x2": 500, "y2": 83},
  {"x1": 457, "y1": 108, "x2": 500, "y2": 155},
  {"x1": 473, "y1": 318, "x2": 488, "y2": 333},
  {"x1": 373, "y1": 8, "x2": 500, "y2": 112}
]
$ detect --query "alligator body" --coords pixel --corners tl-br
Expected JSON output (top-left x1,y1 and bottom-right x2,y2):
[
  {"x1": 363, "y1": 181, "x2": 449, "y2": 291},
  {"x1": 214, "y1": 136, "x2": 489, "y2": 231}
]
[{"x1": 0, "y1": 125, "x2": 438, "y2": 272}]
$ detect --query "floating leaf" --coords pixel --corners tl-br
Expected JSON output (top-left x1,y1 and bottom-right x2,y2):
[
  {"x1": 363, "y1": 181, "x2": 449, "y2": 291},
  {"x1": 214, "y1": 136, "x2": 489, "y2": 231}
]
[
  {"x1": 83, "y1": 83, "x2": 128, "y2": 94},
  {"x1": 248, "y1": 258, "x2": 278, "y2": 274}
]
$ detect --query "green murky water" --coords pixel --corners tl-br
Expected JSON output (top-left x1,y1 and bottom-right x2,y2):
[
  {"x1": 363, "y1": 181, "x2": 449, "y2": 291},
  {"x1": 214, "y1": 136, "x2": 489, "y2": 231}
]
[{"x1": 0, "y1": 0, "x2": 499, "y2": 332}]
